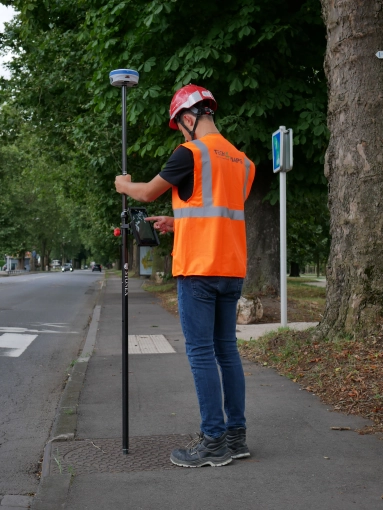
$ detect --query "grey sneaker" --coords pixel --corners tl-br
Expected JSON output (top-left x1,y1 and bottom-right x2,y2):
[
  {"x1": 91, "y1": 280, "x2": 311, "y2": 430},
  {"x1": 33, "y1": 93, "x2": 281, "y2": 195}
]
[
  {"x1": 170, "y1": 432, "x2": 232, "y2": 468},
  {"x1": 226, "y1": 428, "x2": 250, "y2": 459}
]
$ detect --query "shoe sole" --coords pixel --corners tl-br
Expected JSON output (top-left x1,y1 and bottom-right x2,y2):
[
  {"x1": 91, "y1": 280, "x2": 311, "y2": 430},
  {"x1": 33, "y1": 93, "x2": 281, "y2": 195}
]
[
  {"x1": 231, "y1": 452, "x2": 251, "y2": 459},
  {"x1": 170, "y1": 456, "x2": 233, "y2": 468},
  {"x1": 228, "y1": 446, "x2": 251, "y2": 459}
]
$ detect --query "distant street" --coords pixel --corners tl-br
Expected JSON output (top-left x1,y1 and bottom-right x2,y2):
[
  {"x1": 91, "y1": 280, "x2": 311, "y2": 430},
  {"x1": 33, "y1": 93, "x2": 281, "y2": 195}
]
[{"x1": 0, "y1": 270, "x2": 103, "y2": 495}]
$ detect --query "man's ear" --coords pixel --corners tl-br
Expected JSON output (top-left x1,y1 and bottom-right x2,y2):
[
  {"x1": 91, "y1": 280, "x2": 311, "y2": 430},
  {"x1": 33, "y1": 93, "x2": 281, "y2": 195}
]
[{"x1": 183, "y1": 113, "x2": 195, "y2": 128}]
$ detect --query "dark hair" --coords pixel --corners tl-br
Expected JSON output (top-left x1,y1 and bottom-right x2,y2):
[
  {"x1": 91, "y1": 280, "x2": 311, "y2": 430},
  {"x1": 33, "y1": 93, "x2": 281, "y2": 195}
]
[{"x1": 177, "y1": 101, "x2": 215, "y2": 124}]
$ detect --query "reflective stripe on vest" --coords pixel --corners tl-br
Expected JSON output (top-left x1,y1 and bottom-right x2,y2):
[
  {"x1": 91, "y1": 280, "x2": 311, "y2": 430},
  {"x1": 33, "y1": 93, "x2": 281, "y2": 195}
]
[{"x1": 172, "y1": 139, "x2": 246, "y2": 220}]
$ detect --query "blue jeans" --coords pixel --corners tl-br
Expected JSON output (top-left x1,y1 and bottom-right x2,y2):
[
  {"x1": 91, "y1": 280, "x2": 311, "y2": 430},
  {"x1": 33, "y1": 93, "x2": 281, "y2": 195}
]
[{"x1": 177, "y1": 276, "x2": 246, "y2": 438}]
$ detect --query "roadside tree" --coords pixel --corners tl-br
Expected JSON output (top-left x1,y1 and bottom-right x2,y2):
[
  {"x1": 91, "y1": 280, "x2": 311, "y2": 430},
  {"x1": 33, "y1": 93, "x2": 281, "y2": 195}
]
[
  {"x1": 319, "y1": 0, "x2": 383, "y2": 336},
  {"x1": 2, "y1": 0, "x2": 329, "y2": 291}
]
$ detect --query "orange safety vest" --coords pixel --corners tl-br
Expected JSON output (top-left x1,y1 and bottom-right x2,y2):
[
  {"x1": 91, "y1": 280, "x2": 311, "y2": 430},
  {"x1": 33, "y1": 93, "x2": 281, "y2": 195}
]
[{"x1": 171, "y1": 133, "x2": 255, "y2": 277}]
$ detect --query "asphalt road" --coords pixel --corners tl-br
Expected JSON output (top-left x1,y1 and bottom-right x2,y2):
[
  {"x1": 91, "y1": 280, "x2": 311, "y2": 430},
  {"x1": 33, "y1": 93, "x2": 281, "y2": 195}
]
[{"x1": 0, "y1": 270, "x2": 103, "y2": 496}]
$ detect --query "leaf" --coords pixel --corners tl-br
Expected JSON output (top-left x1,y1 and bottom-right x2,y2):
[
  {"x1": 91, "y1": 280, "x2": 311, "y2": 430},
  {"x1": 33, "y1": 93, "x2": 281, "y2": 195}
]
[
  {"x1": 229, "y1": 76, "x2": 243, "y2": 93},
  {"x1": 141, "y1": 57, "x2": 156, "y2": 73},
  {"x1": 165, "y1": 55, "x2": 180, "y2": 71},
  {"x1": 144, "y1": 13, "x2": 153, "y2": 26}
]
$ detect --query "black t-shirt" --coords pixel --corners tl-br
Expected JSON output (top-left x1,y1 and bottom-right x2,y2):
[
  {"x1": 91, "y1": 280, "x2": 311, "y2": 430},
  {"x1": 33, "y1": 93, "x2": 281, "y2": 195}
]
[{"x1": 159, "y1": 146, "x2": 194, "y2": 201}]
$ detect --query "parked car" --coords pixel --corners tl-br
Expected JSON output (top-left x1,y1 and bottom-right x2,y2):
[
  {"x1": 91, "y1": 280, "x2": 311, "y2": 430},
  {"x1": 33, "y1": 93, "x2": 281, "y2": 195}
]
[
  {"x1": 62, "y1": 263, "x2": 73, "y2": 272},
  {"x1": 92, "y1": 264, "x2": 102, "y2": 272}
]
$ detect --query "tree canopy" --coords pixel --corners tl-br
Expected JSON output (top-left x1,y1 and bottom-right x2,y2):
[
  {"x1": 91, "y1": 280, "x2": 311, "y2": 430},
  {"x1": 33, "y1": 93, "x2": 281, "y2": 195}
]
[{"x1": 0, "y1": 0, "x2": 329, "y2": 276}]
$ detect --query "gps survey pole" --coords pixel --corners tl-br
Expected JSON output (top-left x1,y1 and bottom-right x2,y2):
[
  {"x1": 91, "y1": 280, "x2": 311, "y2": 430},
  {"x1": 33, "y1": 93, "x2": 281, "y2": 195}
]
[{"x1": 110, "y1": 69, "x2": 139, "y2": 454}]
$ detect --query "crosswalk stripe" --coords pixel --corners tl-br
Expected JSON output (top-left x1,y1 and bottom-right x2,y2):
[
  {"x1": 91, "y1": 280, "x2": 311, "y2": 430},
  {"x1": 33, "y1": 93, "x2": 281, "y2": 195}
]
[{"x1": 0, "y1": 333, "x2": 38, "y2": 357}]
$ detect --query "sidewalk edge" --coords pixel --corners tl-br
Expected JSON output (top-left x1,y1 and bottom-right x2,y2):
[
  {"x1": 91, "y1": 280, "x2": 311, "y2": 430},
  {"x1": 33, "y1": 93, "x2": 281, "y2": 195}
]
[
  {"x1": 50, "y1": 302, "x2": 102, "y2": 439},
  {"x1": 32, "y1": 279, "x2": 106, "y2": 509}
]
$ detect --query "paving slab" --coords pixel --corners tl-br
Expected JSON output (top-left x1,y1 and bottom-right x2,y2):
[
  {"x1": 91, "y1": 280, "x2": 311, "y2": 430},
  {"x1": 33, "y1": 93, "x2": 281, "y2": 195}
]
[
  {"x1": 236, "y1": 321, "x2": 318, "y2": 340},
  {"x1": 1, "y1": 495, "x2": 33, "y2": 507}
]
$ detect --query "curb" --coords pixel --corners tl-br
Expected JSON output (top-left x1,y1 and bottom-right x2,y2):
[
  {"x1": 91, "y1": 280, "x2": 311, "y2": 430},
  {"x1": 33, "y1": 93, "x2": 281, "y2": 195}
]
[
  {"x1": 32, "y1": 475, "x2": 72, "y2": 510},
  {"x1": 32, "y1": 279, "x2": 105, "y2": 509},
  {"x1": 50, "y1": 302, "x2": 102, "y2": 440}
]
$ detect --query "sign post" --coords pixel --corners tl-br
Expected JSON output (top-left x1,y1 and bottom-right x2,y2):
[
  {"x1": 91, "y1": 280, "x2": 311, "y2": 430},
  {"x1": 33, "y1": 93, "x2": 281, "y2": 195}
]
[{"x1": 272, "y1": 126, "x2": 293, "y2": 327}]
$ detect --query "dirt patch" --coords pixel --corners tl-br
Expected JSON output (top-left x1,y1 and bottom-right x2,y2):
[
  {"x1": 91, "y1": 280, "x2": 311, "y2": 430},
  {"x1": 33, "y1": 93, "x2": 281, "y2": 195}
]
[
  {"x1": 239, "y1": 329, "x2": 383, "y2": 437},
  {"x1": 143, "y1": 281, "x2": 179, "y2": 317},
  {"x1": 256, "y1": 295, "x2": 323, "y2": 323},
  {"x1": 158, "y1": 289, "x2": 178, "y2": 317}
]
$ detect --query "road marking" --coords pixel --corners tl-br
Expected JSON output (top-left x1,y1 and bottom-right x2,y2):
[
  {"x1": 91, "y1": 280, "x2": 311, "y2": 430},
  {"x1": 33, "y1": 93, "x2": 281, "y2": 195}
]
[
  {"x1": 0, "y1": 275, "x2": 49, "y2": 283},
  {"x1": 32, "y1": 323, "x2": 68, "y2": 328},
  {"x1": 0, "y1": 333, "x2": 37, "y2": 357},
  {"x1": 0, "y1": 327, "x2": 78, "y2": 334},
  {"x1": 128, "y1": 335, "x2": 175, "y2": 354}
]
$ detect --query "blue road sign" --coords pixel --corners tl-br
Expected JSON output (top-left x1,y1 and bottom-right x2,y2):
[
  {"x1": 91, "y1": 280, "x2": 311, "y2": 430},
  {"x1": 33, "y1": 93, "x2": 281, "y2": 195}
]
[
  {"x1": 272, "y1": 126, "x2": 293, "y2": 173},
  {"x1": 272, "y1": 129, "x2": 283, "y2": 173}
]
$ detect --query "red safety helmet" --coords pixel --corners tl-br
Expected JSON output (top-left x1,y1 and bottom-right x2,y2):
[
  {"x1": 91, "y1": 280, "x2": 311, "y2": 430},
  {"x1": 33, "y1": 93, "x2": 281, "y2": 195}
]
[{"x1": 169, "y1": 84, "x2": 217, "y2": 130}]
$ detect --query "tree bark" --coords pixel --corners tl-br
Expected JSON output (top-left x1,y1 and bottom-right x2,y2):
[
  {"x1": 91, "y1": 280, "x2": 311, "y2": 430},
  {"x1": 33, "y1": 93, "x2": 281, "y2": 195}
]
[
  {"x1": 319, "y1": 0, "x2": 383, "y2": 337},
  {"x1": 244, "y1": 163, "x2": 280, "y2": 295},
  {"x1": 41, "y1": 240, "x2": 47, "y2": 271},
  {"x1": 316, "y1": 254, "x2": 320, "y2": 278},
  {"x1": 289, "y1": 262, "x2": 300, "y2": 277}
]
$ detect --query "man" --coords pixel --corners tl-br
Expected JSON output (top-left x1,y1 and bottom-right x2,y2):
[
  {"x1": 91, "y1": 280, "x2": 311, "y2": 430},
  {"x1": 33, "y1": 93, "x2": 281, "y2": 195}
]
[{"x1": 115, "y1": 84, "x2": 255, "y2": 468}]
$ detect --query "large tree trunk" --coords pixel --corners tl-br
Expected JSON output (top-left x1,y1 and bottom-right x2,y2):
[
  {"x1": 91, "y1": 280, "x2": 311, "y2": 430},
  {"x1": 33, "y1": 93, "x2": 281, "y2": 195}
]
[
  {"x1": 319, "y1": 0, "x2": 383, "y2": 337},
  {"x1": 244, "y1": 163, "x2": 280, "y2": 295},
  {"x1": 289, "y1": 262, "x2": 300, "y2": 277}
]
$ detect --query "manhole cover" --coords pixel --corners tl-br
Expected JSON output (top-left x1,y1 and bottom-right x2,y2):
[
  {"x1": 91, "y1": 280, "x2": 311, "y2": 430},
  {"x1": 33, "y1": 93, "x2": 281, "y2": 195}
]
[{"x1": 49, "y1": 434, "x2": 194, "y2": 474}]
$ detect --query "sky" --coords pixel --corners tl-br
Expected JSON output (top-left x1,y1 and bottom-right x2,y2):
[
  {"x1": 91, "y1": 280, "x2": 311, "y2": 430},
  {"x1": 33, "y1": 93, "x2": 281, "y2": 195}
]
[{"x1": 0, "y1": 4, "x2": 17, "y2": 79}]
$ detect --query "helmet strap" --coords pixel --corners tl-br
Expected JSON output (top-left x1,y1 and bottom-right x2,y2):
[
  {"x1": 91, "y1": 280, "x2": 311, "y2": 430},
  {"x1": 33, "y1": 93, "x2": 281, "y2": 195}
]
[
  {"x1": 177, "y1": 106, "x2": 214, "y2": 140},
  {"x1": 178, "y1": 117, "x2": 195, "y2": 140},
  {"x1": 190, "y1": 111, "x2": 201, "y2": 140}
]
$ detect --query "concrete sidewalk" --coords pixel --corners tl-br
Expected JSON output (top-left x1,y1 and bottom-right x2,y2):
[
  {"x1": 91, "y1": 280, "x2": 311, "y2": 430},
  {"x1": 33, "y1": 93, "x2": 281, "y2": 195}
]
[{"x1": 32, "y1": 276, "x2": 383, "y2": 510}]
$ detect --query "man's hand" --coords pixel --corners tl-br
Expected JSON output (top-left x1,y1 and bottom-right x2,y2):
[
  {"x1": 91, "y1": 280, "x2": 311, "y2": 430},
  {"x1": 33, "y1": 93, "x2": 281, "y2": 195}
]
[
  {"x1": 115, "y1": 174, "x2": 131, "y2": 194},
  {"x1": 145, "y1": 216, "x2": 174, "y2": 234},
  {"x1": 114, "y1": 174, "x2": 171, "y2": 202}
]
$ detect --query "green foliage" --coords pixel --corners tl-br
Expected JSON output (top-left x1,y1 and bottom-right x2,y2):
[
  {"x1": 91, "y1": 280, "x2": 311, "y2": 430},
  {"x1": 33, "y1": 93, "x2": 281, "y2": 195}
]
[
  {"x1": 0, "y1": 143, "x2": 27, "y2": 255},
  {"x1": 0, "y1": 0, "x2": 329, "y2": 267},
  {"x1": 0, "y1": 105, "x2": 76, "y2": 262}
]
